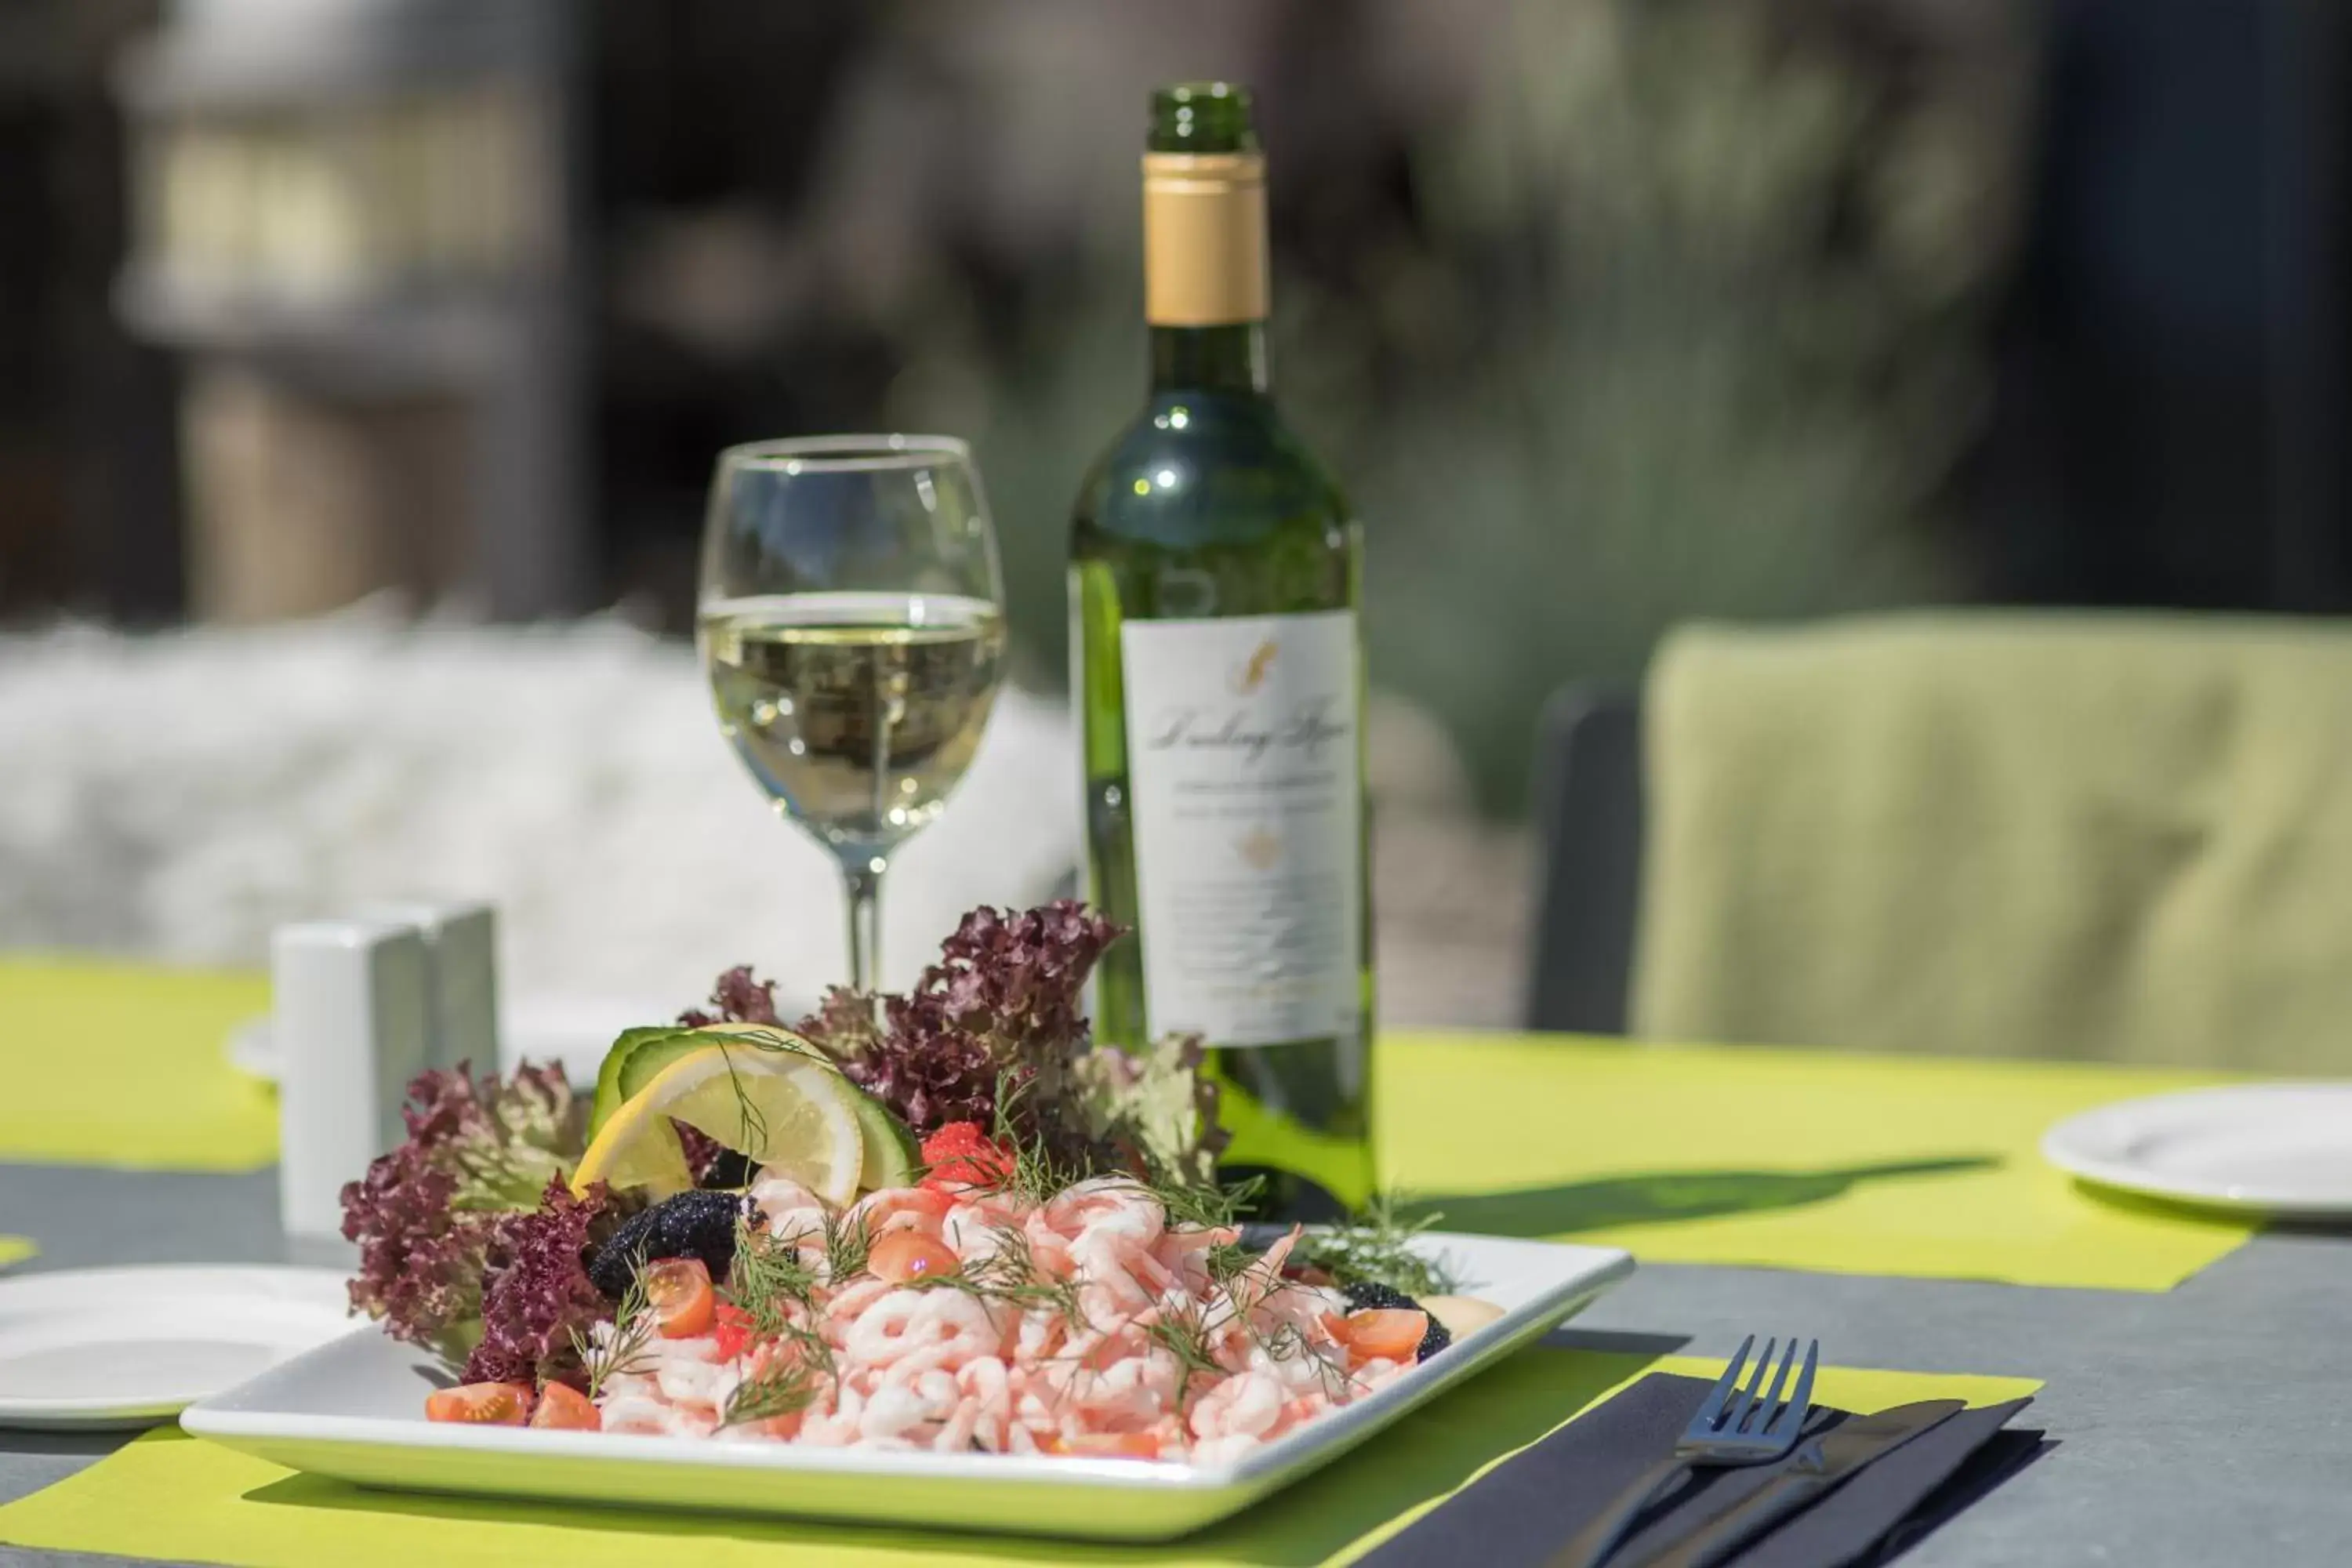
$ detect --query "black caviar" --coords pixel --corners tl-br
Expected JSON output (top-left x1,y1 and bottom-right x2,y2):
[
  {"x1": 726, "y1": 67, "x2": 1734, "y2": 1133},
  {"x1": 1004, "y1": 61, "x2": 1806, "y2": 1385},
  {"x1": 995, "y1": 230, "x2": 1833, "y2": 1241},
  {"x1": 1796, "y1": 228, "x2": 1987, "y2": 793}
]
[{"x1": 587, "y1": 1190, "x2": 755, "y2": 1300}]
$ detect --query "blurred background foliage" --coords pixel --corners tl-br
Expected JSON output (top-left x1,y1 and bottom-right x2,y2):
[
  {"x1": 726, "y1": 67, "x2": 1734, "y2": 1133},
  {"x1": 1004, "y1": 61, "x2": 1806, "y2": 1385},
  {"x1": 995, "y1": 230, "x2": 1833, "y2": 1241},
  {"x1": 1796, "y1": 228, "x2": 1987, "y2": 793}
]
[
  {"x1": 597, "y1": 0, "x2": 2031, "y2": 813},
  {"x1": 12, "y1": 0, "x2": 2342, "y2": 824}
]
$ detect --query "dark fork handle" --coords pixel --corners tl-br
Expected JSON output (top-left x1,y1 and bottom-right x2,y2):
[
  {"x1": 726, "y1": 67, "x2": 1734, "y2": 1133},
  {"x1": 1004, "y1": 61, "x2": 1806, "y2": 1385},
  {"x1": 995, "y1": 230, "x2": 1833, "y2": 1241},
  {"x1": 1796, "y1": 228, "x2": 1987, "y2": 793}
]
[{"x1": 1546, "y1": 1455, "x2": 1692, "y2": 1568}]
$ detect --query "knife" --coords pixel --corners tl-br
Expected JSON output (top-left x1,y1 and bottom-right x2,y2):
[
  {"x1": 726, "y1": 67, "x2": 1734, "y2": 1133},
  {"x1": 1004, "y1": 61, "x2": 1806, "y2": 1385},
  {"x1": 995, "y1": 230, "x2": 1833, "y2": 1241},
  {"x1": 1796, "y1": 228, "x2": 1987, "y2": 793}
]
[{"x1": 1627, "y1": 1399, "x2": 1966, "y2": 1568}]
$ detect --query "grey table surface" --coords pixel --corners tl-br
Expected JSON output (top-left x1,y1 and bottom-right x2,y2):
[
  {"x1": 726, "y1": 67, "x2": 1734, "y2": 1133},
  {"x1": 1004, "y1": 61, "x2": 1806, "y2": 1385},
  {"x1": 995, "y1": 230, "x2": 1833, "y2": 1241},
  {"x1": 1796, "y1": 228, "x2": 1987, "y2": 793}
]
[{"x1": 1, "y1": 1162, "x2": 2347, "y2": 1566}]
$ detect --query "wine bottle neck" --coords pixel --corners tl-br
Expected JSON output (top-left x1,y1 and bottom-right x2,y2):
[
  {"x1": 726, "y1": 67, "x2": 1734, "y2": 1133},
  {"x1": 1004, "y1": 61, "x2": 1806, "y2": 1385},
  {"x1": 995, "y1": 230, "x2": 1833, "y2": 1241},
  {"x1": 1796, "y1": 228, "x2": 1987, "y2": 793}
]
[
  {"x1": 1149, "y1": 323, "x2": 1269, "y2": 397},
  {"x1": 1140, "y1": 133, "x2": 1269, "y2": 397}
]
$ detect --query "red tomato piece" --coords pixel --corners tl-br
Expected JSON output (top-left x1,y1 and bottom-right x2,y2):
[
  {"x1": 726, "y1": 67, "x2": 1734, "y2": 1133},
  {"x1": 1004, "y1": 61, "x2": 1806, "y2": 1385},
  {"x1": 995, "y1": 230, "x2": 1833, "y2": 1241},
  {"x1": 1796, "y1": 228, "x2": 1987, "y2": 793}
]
[
  {"x1": 528, "y1": 1381, "x2": 601, "y2": 1431},
  {"x1": 644, "y1": 1256, "x2": 716, "y2": 1338},
  {"x1": 868, "y1": 1230, "x2": 962, "y2": 1285},
  {"x1": 1334, "y1": 1308, "x2": 1428, "y2": 1366},
  {"x1": 424, "y1": 1381, "x2": 534, "y2": 1425},
  {"x1": 713, "y1": 1301, "x2": 754, "y2": 1361}
]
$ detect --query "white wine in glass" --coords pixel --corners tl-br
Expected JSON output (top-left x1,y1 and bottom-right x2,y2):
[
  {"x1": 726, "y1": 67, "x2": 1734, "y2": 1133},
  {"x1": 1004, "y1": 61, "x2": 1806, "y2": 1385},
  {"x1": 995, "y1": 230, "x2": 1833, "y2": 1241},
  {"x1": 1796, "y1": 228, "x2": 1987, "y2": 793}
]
[
  {"x1": 701, "y1": 591, "x2": 1007, "y2": 848},
  {"x1": 697, "y1": 437, "x2": 1006, "y2": 990}
]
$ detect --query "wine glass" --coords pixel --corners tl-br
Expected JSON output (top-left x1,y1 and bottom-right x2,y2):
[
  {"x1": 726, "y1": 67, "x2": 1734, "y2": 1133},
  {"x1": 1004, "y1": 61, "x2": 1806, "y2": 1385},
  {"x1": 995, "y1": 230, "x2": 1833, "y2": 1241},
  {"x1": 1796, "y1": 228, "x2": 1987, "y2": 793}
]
[{"x1": 698, "y1": 434, "x2": 1007, "y2": 991}]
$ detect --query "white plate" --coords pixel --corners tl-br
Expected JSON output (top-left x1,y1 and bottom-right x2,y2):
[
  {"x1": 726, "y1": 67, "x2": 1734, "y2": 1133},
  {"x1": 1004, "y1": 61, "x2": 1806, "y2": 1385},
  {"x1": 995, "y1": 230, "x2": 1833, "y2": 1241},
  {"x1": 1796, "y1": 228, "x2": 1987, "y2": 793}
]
[
  {"x1": 225, "y1": 992, "x2": 724, "y2": 1088},
  {"x1": 0, "y1": 1266, "x2": 356, "y2": 1430},
  {"x1": 183, "y1": 1232, "x2": 1632, "y2": 1541},
  {"x1": 2042, "y1": 1082, "x2": 2352, "y2": 1215}
]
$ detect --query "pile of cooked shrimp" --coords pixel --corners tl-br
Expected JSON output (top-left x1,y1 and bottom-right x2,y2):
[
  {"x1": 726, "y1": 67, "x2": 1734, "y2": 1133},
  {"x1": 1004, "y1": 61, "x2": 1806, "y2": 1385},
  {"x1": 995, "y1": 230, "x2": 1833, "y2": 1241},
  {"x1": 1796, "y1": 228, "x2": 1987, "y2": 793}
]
[{"x1": 588, "y1": 1173, "x2": 1428, "y2": 1461}]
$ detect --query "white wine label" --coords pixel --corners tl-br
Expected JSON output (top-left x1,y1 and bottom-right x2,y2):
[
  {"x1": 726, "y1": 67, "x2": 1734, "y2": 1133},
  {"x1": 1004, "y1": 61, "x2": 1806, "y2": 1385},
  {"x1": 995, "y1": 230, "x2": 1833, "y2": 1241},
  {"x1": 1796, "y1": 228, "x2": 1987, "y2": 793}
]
[{"x1": 1120, "y1": 609, "x2": 1364, "y2": 1047}]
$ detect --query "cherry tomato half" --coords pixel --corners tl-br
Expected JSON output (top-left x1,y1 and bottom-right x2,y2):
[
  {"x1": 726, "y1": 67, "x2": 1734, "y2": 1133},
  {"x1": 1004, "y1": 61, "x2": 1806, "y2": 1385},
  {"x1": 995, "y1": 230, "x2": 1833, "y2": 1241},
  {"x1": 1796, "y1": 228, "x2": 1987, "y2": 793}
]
[
  {"x1": 868, "y1": 1230, "x2": 962, "y2": 1285},
  {"x1": 424, "y1": 1381, "x2": 534, "y2": 1425},
  {"x1": 528, "y1": 1381, "x2": 601, "y2": 1431},
  {"x1": 643, "y1": 1256, "x2": 716, "y2": 1338}
]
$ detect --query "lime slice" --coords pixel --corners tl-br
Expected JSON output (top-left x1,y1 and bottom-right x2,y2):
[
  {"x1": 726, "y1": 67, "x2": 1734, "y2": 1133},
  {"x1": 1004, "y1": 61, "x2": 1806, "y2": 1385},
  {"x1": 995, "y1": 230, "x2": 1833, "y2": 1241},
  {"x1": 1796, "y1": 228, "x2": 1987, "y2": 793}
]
[{"x1": 571, "y1": 1044, "x2": 866, "y2": 1203}]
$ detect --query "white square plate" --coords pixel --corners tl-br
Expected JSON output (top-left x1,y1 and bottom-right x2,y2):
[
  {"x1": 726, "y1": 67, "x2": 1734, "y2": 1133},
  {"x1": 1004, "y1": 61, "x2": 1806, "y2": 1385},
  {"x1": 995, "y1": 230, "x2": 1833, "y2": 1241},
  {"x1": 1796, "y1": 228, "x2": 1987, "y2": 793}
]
[{"x1": 182, "y1": 1231, "x2": 1632, "y2": 1541}]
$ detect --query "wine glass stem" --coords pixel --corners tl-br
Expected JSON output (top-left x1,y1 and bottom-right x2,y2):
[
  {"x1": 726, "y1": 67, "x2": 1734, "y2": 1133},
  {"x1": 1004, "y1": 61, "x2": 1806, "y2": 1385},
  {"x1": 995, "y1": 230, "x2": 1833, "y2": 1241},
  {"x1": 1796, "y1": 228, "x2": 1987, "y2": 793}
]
[{"x1": 843, "y1": 855, "x2": 887, "y2": 992}]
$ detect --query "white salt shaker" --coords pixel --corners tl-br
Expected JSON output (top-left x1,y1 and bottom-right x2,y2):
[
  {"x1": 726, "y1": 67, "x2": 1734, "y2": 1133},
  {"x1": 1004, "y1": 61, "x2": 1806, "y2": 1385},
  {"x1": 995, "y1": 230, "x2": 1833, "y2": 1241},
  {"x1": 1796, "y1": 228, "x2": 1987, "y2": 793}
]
[
  {"x1": 356, "y1": 899, "x2": 499, "y2": 1076},
  {"x1": 272, "y1": 919, "x2": 431, "y2": 1243}
]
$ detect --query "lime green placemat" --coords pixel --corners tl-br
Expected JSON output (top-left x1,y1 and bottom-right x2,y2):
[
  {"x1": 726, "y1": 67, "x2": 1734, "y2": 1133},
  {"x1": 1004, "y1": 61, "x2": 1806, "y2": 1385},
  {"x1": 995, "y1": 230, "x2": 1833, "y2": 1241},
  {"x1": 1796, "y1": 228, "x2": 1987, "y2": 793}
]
[
  {"x1": 1381, "y1": 1033, "x2": 2252, "y2": 1291},
  {"x1": 0, "y1": 1352, "x2": 2037, "y2": 1568},
  {"x1": 0, "y1": 960, "x2": 276, "y2": 1171}
]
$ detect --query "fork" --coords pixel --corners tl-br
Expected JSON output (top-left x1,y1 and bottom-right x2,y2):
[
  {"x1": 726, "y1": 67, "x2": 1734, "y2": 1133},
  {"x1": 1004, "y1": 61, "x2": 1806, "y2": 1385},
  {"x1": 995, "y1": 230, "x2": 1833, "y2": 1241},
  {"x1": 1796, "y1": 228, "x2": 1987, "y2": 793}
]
[{"x1": 1545, "y1": 1334, "x2": 1820, "y2": 1568}]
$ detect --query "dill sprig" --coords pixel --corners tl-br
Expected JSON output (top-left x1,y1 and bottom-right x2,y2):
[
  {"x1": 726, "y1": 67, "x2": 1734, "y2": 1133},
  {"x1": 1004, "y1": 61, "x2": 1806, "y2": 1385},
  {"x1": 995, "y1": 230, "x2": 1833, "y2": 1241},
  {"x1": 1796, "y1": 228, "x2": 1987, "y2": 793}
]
[
  {"x1": 976, "y1": 1069, "x2": 1255, "y2": 1233},
  {"x1": 569, "y1": 1255, "x2": 655, "y2": 1399},
  {"x1": 719, "y1": 1324, "x2": 833, "y2": 1428},
  {"x1": 998, "y1": 1136, "x2": 1083, "y2": 1206},
  {"x1": 1199, "y1": 1232, "x2": 1362, "y2": 1398},
  {"x1": 903, "y1": 1229, "x2": 1071, "y2": 1322},
  {"x1": 1218, "y1": 1265, "x2": 1360, "y2": 1405},
  {"x1": 1151, "y1": 1171, "x2": 1261, "y2": 1233},
  {"x1": 702, "y1": 1030, "x2": 835, "y2": 1177},
  {"x1": 974, "y1": 1079, "x2": 1085, "y2": 1206},
  {"x1": 1204, "y1": 1240, "x2": 1257, "y2": 1284},
  {"x1": 820, "y1": 1207, "x2": 873, "y2": 1282},
  {"x1": 721, "y1": 1047, "x2": 768, "y2": 1159},
  {"x1": 912, "y1": 1225, "x2": 1092, "y2": 1328},
  {"x1": 1296, "y1": 1192, "x2": 1463, "y2": 1299},
  {"x1": 1118, "y1": 1255, "x2": 1355, "y2": 1414},
  {"x1": 1254, "y1": 1312, "x2": 1353, "y2": 1399},
  {"x1": 1144, "y1": 1299, "x2": 1225, "y2": 1410},
  {"x1": 1257, "y1": 1317, "x2": 1312, "y2": 1363},
  {"x1": 723, "y1": 1214, "x2": 818, "y2": 1341}
]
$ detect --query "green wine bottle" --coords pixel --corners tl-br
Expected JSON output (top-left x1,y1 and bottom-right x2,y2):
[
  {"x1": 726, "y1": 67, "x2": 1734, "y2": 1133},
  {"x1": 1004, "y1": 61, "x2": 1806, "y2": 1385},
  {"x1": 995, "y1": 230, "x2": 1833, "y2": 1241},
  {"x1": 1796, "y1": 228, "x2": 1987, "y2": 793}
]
[{"x1": 1069, "y1": 82, "x2": 1374, "y2": 1221}]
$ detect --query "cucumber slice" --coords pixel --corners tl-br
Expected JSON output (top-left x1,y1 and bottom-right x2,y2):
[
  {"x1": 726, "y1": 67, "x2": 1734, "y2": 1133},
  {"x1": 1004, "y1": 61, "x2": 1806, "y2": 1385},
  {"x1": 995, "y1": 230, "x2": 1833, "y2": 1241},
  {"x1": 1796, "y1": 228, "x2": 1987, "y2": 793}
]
[
  {"x1": 586, "y1": 1025, "x2": 699, "y2": 1139},
  {"x1": 849, "y1": 1088, "x2": 919, "y2": 1189},
  {"x1": 687, "y1": 1022, "x2": 830, "y2": 1062},
  {"x1": 612, "y1": 1032, "x2": 710, "y2": 1102}
]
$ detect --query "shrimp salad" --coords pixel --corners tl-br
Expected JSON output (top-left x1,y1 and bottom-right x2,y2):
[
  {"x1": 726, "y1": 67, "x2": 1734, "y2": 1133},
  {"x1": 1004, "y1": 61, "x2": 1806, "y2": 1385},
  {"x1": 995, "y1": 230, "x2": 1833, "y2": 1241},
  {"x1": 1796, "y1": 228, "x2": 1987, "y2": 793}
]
[
  {"x1": 358, "y1": 914, "x2": 1513, "y2": 1461},
  {"x1": 563, "y1": 1174, "x2": 1455, "y2": 1463}
]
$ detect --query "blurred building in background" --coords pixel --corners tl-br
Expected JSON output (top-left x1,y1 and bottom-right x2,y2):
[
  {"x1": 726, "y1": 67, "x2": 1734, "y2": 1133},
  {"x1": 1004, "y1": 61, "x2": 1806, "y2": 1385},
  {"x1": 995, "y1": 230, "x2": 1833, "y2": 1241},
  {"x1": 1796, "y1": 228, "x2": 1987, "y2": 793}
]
[
  {"x1": 2, "y1": 0, "x2": 2347, "y2": 1017},
  {"x1": 117, "y1": 0, "x2": 579, "y2": 621}
]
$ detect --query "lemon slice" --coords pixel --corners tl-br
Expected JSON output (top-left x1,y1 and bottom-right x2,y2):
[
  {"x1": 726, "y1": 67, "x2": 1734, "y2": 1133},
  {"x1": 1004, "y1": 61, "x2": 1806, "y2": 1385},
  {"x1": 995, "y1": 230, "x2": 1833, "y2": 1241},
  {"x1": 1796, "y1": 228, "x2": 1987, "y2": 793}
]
[
  {"x1": 586, "y1": 1022, "x2": 833, "y2": 1142},
  {"x1": 570, "y1": 1044, "x2": 866, "y2": 1203}
]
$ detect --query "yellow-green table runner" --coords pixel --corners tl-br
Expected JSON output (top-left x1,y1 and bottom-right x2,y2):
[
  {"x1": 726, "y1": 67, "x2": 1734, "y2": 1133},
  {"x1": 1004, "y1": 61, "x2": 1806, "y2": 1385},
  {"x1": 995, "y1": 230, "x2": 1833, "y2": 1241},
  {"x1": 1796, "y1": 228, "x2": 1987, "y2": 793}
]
[
  {"x1": 0, "y1": 1352, "x2": 2038, "y2": 1568},
  {"x1": 0, "y1": 960, "x2": 275, "y2": 1172},
  {"x1": 1381, "y1": 1032, "x2": 2252, "y2": 1291},
  {"x1": 0, "y1": 961, "x2": 2256, "y2": 1289}
]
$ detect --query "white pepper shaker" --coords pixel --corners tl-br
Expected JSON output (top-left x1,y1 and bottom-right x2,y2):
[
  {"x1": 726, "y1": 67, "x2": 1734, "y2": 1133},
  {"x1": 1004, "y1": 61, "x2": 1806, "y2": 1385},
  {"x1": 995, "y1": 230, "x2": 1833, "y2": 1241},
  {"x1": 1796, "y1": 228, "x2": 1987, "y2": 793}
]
[
  {"x1": 355, "y1": 899, "x2": 499, "y2": 1076},
  {"x1": 272, "y1": 919, "x2": 431, "y2": 1243}
]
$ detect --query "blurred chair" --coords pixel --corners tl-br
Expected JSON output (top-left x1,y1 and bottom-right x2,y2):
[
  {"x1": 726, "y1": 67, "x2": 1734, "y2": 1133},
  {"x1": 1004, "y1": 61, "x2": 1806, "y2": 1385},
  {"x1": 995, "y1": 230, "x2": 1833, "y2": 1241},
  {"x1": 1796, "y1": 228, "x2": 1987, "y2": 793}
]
[
  {"x1": 1529, "y1": 613, "x2": 2352, "y2": 1073},
  {"x1": 1524, "y1": 686, "x2": 1643, "y2": 1036}
]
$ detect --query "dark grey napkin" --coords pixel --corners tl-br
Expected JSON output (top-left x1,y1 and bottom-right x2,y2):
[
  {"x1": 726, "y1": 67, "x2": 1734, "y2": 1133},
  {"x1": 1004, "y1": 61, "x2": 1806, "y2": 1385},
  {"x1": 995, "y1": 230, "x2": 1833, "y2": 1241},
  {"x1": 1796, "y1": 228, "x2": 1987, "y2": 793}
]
[{"x1": 1354, "y1": 1372, "x2": 2038, "y2": 1568}]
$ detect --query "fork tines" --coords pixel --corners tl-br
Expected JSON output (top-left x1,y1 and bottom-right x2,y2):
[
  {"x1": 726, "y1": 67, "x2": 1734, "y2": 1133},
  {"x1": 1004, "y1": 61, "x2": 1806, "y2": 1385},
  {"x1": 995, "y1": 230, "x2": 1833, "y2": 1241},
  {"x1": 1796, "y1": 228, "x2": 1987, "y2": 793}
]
[{"x1": 1692, "y1": 1334, "x2": 1820, "y2": 1445}]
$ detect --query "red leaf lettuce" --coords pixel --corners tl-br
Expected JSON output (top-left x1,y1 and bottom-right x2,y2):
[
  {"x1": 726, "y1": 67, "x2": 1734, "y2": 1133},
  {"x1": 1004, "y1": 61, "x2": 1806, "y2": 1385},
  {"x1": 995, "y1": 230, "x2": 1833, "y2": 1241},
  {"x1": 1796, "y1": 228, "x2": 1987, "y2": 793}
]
[{"x1": 339, "y1": 1062, "x2": 590, "y2": 1364}]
